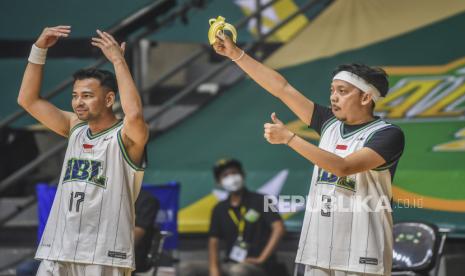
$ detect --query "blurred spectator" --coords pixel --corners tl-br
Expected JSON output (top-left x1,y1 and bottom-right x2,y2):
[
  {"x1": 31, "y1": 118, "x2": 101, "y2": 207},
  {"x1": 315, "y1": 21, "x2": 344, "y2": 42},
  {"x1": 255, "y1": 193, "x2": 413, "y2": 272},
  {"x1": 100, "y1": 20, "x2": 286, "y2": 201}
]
[
  {"x1": 134, "y1": 190, "x2": 160, "y2": 274},
  {"x1": 179, "y1": 158, "x2": 287, "y2": 276}
]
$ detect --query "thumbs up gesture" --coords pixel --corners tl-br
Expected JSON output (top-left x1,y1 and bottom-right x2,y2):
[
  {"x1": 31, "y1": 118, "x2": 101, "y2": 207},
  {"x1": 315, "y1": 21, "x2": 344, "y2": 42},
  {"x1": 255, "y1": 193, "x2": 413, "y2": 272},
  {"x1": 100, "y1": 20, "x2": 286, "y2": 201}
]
[{"x1": 264, "y1": 112, "x2": 294, "y2": 144}]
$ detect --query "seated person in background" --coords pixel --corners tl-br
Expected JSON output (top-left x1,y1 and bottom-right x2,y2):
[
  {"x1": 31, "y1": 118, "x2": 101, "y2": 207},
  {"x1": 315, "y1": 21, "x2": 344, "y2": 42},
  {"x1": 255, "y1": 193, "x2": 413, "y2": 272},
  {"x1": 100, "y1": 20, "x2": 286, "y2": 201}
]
[
  {"x1": 134, "y1": 190, "x2": 160, "y2": 274},
  {"x1": 179, "y1": 158, "x2": 286, "y2": 276}
]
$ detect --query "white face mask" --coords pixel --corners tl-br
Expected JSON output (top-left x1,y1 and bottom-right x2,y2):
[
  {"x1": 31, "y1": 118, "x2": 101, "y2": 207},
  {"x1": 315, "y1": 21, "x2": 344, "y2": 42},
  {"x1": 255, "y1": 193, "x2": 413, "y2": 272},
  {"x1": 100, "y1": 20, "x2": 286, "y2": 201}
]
[{"x1": 221, "y1": 174, "x2": 244, "y2": 192}]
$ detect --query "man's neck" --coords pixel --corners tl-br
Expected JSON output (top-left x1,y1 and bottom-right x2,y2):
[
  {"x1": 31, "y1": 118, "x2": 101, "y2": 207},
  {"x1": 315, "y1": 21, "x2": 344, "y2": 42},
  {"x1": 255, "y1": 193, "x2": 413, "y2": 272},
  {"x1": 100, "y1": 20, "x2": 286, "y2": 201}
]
[
  {"x1": 344, "y1": 113, "x2": 375, "y2": 126},
  {"x1": 87, "y1": 114, "x2": 119, "y2": 134},
  {"x1": 229, "y1": 188, "x2": 244, "y2": 207}
]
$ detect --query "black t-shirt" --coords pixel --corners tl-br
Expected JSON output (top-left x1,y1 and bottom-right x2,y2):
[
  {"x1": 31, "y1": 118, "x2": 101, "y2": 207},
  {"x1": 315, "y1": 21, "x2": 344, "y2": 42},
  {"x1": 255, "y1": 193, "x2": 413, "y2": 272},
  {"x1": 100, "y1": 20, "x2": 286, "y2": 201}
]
[
  {"x1": 309, "y1": 103, "x2": 405, "y2": 178},
  {"x1": 209, "y1": 188, "x2": 282, "y2": 268},
  {"x1": 134, "y1": 191, "x2": 160, "y2": 272}
]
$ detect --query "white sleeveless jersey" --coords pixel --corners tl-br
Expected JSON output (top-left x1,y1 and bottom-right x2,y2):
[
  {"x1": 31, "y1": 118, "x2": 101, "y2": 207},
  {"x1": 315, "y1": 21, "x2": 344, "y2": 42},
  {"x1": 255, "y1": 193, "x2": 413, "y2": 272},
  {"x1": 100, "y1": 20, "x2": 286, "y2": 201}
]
[
  {"x1": 296, "y1": 118, "x2": 395, "y2": 275},
  {"x1": 35, "y1": 121, "x2": 144, "y2": 270}
]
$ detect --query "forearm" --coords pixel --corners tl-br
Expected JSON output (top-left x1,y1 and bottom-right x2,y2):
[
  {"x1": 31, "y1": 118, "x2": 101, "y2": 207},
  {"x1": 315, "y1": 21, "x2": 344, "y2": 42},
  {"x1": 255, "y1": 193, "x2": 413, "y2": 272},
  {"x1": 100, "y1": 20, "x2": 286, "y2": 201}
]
[
  {"x1": 288, "y1": 135, "x2": 350, "y2": 176},
  {"x1": 258, "y1": 221, "x2": 285, "y2": 262},
  {"x1": 112, "y1": 58, "x2": 144, "y2": 119},
  {"x1": 208, "y1": 238, "x2": 221, "y2": 276},
  {"x1": 17, "y1": 62, "x2": 44, "y2": 108},
  {"x1": 232, "y1": 48, "x2": 288, "y2": 99}
]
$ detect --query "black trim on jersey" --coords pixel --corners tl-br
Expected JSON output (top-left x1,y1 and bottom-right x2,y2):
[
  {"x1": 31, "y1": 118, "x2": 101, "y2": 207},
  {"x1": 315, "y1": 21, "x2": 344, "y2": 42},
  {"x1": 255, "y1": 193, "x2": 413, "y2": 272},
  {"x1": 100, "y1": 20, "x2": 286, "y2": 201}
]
[
  {"x1": 339, "y1": 119, "x2": 382, "y2": 139},
  {"x1": 86, "y1": 120, "x2": 123, "y2": 140}
]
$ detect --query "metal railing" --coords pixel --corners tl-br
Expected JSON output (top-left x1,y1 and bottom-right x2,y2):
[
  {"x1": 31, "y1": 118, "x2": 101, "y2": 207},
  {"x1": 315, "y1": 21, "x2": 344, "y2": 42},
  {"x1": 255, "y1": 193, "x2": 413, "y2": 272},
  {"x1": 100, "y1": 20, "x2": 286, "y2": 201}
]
[{"x1": 0, "y1": 0, "x2": 332, "y2": 219}]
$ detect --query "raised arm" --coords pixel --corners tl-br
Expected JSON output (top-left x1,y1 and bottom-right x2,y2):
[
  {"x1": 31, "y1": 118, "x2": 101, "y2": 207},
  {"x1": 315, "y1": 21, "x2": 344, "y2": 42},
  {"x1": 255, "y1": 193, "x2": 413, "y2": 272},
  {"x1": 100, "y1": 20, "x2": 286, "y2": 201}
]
[
  {"x1": 17, "y1": 26, "x2": 79, "y2": 137},
  {"x1": 91, "y1": 30, "x2": 149, "y2": 166},
  {"x1": 213, "y1": 35, "x2": 315, "y2": 125}
]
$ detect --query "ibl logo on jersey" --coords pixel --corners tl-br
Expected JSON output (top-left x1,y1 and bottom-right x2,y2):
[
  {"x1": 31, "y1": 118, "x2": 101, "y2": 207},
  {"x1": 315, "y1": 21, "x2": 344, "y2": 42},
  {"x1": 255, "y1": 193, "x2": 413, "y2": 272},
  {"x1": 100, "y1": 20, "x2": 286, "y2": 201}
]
[
  {"x1": 317, "y1": 168, "x2": 356, "y2": 191},
  {"x1": 62, "y1": 158, "x2": 107, "y2": 188}
]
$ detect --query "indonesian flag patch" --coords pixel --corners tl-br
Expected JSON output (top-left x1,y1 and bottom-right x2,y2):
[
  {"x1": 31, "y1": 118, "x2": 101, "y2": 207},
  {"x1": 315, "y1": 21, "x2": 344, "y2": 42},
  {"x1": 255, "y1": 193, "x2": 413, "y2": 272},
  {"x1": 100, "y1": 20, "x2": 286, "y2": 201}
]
[
  {"x1": 336, "y1": 144, "x2": 347, "y2": 150},
  {"x1": 83, "y1": 143, "x2": 94, "y2": 153}
]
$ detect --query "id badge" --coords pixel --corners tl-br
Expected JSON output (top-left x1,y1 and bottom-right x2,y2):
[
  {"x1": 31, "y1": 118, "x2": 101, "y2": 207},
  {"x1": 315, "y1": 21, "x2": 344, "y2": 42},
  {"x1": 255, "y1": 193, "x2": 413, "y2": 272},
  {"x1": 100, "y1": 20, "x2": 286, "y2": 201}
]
[{"x1": 229, "y1": 238, "x2": 248, "y2": 262}]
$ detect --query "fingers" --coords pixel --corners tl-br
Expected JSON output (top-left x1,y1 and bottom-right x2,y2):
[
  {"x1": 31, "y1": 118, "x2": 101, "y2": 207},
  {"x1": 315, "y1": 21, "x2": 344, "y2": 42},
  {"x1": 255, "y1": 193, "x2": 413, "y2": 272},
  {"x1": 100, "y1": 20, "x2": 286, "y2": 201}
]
[
  {"x1": 44, "y1": 26, "x2": 71, "y2": 38},
  {"x1": 215, "y1": 34, "x2": 224, "y2": 42},
  {"x1": 91, "y1": 37, "x2": 104, "y2": 48},
  {"x1": 120, "y1": 42, "x2": 126, "y2": 54},
  {"x1": 271, "y1": 112, "x2": 283, "y2": 125}
]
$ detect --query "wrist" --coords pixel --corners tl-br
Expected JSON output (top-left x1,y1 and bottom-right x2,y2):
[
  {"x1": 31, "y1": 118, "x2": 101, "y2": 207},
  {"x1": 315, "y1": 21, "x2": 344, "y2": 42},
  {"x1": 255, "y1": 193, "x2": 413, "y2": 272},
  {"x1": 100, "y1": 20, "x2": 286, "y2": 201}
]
[
  {"x1": 28, "y1": 44, "x2": 48, "y2": 65},
  {"x1": 230, "y1": 47, "x2": 243, "y2": 60},
  {"x1": 112, "y1": 57, "x2": 126, "y2": 66},
  {"x1": 286, "y1": 132, "x2": 296, "y2": 145}
]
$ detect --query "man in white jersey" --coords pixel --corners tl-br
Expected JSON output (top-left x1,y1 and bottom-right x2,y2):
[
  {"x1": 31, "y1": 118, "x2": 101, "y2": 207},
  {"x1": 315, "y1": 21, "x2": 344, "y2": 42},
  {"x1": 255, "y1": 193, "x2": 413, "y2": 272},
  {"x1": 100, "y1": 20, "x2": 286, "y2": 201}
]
[
  {"x1": 17, "y1": 26, "x2": 149, "y2": 276},
  {"x1": 212, "y1": 36, "x2": 404, "y2": 276}
]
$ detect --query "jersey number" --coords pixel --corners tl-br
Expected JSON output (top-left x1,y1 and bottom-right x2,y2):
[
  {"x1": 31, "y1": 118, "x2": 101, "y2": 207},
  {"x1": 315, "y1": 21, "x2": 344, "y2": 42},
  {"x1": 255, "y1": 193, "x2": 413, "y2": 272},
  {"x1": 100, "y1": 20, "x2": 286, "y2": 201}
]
[
  {"x1": 321, "y1": 195, "x2": 331, "y2": 217},
  {"x1": 69, "y1": 192, "x2": 85, "y2": 212}
]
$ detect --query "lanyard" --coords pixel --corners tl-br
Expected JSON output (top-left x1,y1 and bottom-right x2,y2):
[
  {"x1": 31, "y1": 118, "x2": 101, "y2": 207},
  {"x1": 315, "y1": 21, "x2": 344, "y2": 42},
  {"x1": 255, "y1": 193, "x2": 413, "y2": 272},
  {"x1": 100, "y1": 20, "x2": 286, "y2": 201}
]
[{"x1": 228, "y1": 206, "x2": 247, "y2": 238}]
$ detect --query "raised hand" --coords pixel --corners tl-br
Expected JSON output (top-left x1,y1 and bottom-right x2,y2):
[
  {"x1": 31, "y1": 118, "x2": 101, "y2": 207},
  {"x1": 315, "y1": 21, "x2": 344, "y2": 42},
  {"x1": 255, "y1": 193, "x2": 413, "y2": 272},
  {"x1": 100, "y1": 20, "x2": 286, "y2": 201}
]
[
  {"x1": 91, "y1": 30, "x2": 126, "y2": 64},
  {"x1": 212, "y1": 33, "x2": 243, "y2": 60},
  {"x1": 35, "y1": 26, "x2": 71, "y2": 49},
  {"x1": 264, "y1": 112, "x2": 294, "y2": 145}
]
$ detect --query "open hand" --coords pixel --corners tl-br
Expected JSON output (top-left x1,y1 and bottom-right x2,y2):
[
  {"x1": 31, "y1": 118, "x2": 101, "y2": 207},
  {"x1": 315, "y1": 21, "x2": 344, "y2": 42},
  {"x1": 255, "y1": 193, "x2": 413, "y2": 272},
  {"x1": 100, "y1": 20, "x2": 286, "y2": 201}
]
[
  {"x1": 91, "y1": 30, "x2": 125, "y2": 64},
  {"x1": 264, "y1": 112, "x2": 294, "y2": 144},
  {"x1": 35, "y1": 26, "x2": 71, "y2": 49}
]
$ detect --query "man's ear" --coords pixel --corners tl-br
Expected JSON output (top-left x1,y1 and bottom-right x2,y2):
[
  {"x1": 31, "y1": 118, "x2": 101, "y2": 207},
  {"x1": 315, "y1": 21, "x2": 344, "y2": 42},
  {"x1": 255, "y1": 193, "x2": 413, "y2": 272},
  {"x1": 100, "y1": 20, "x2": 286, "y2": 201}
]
[
  {"x1": 106, "y1": 91, "x2": 116, "y2": 108},
  {"x1": 361, "y1": 92, "x2": 373, "y2": 106}
]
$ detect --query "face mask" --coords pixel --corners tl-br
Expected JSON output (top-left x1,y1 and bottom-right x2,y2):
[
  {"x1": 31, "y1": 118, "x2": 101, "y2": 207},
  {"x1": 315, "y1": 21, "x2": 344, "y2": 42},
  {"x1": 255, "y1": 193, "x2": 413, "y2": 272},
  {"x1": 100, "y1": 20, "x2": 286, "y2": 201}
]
[{"x1": 221, "y1": 174, "x2": 244, "y2": 192}]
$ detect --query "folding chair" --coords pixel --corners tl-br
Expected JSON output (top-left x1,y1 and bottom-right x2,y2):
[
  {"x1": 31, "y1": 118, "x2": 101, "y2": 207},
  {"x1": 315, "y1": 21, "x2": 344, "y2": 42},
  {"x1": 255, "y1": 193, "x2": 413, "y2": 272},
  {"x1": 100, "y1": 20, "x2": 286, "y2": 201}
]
[{"x1": 392, "y1": 221, "x2": 446, "y2": 276}]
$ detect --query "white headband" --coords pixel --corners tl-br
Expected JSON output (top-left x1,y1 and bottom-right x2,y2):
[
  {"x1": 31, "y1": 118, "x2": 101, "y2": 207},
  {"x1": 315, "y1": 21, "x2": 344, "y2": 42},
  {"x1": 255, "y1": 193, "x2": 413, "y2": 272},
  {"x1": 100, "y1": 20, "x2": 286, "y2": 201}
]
[{"x1": 333, "y1": 71, "x2": 383, "y2": 102}]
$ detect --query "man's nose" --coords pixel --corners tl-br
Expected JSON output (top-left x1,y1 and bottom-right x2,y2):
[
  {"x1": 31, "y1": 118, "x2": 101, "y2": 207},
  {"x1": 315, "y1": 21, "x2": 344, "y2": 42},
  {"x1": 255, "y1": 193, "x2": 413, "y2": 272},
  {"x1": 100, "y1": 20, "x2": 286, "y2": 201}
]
[{"x1": 330, "y1": 93, "x2": 338, "y2": 103}]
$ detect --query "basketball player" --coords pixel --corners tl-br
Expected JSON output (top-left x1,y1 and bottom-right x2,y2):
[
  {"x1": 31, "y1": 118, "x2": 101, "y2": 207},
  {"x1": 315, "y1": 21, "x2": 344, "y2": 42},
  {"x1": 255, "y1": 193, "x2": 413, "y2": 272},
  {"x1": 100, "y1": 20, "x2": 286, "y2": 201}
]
[
  {"x1": 17, "y1": 26, "x2": 149, "y2": 275},
  {"x1": 212, "y1": 36, "x2": 404, "y2": 276}
]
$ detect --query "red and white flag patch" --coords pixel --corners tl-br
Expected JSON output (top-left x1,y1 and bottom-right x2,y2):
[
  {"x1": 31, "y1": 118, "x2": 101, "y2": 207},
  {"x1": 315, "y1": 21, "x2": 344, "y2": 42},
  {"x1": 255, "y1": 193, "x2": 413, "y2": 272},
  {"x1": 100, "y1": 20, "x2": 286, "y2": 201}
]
[
  {"x1": 336, "y1": 144, "x2": 347, "y2": 150},
  {"x1": 83, "y1": 144, "x2": 94, "y2": 153}
]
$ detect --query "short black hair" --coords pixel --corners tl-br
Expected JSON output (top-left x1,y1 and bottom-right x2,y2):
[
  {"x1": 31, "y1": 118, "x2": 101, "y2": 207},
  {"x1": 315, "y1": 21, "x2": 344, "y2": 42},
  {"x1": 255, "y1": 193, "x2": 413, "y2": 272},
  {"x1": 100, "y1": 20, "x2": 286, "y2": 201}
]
[
  {"x1": 73, "y1": 68, "x2": 118, "y2": 94},
  {"x1": 332, "y1": 63, "x2": 389, "y2": 97},
  {"x1": 213, "y1": 158, "x2": 244, "y2": 181}
]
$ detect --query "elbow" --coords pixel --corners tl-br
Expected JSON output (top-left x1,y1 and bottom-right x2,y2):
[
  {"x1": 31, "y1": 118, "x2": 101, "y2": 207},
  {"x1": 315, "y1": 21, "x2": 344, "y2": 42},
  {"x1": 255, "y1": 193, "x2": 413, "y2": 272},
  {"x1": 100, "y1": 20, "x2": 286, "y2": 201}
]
[
  {"x1": 333, "y1": 165, "x2": 352, "y2": 177},
  {"x1": 124, "y1": 111, "x2": 144, "y2": 122},
  {"x1": 17, "y1": 95, "x2": 29, "y2": 109}
]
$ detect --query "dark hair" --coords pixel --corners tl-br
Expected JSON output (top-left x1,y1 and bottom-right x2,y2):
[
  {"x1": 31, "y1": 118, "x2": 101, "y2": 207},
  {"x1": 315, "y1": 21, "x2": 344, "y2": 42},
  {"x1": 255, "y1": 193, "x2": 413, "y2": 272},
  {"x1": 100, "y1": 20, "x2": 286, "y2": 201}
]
[
  {"x1": 73, "y1": 68, "x2": 118, "y2": 94},
  {"x1": 332, "y1": 63, "x2": 389, "y2": 97},
  {"x1": 213, "y1": 158, "x2": 244, "y2": 181}
]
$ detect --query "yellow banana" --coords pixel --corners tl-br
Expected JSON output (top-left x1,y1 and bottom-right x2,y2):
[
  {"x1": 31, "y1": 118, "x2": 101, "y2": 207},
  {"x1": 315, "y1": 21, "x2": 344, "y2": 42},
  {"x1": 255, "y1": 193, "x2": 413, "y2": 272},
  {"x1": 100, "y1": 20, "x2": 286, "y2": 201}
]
[{"x1": 208, "y1": 16, "x2": 237, "y2": 45}]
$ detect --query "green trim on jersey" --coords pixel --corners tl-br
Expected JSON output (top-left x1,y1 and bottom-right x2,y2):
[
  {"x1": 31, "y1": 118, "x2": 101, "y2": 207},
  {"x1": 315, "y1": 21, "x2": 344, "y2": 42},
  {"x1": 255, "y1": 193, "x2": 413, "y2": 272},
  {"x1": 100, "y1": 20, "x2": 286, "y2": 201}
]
[
  {"x1": 339, "y1": 118, "x2": 382, "y2": 139},
  {"x1": 86, "y1": 120, "x2": 123, "y2": 140},
  {"x1": 320, "y1": 117, "x2": 338, "y2": 137},
  {"x1": 68, "y1": 122, "x2": 87, "y2": 138},
  {"x1": 117, "y1": 130, "x2": 144, "y2": 171}
]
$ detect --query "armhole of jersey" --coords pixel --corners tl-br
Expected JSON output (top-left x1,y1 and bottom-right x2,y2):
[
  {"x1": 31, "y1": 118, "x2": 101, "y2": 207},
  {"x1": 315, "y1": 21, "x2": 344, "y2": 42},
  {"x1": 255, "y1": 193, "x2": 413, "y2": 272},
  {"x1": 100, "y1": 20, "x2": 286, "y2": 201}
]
[
  {"x1": 68, "y1": 122, "x2": 87, "y2": 139},
  {"x1": 117, "y1": 129, "x2": 145, "y2": 171},
  {"x1": 363, "y1": 124, "x2": 402, "y2": 171},
  {"x1": 363, "y1": 125, "x2": 395, "y2": 147},
  {"x1": 320, "y1": 117, "x2": 337, "y2": 137}
]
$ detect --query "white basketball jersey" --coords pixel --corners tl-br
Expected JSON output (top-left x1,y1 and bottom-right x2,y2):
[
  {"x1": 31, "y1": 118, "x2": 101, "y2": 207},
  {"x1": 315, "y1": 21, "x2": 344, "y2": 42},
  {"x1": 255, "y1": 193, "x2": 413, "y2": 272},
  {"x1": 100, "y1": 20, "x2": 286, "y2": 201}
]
[
  {"x1": 296, "y1": 118, "x2": 395, "y2": 275},
  {"x1": 35, "y1": 121, "x2": 144, "y2": 270}
]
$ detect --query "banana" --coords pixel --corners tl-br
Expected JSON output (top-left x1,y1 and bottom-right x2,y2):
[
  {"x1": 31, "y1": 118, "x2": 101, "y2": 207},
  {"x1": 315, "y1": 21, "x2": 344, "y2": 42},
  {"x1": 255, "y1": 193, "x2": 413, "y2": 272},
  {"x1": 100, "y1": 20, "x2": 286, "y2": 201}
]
[{"x1": 208, "y1": 16, "x2": 237, "y2": 45}]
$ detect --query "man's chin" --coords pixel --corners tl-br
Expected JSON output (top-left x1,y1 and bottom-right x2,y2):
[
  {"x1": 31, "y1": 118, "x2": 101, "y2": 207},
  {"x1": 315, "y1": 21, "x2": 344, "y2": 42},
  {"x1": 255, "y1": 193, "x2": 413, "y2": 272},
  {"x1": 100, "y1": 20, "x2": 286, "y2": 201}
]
[
  {"x1": 76, "y1": 114, "x2": 89, "y2": 121},
  {"x1": 333, "y1": 112, "x2": 346, "y2": 122}
]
